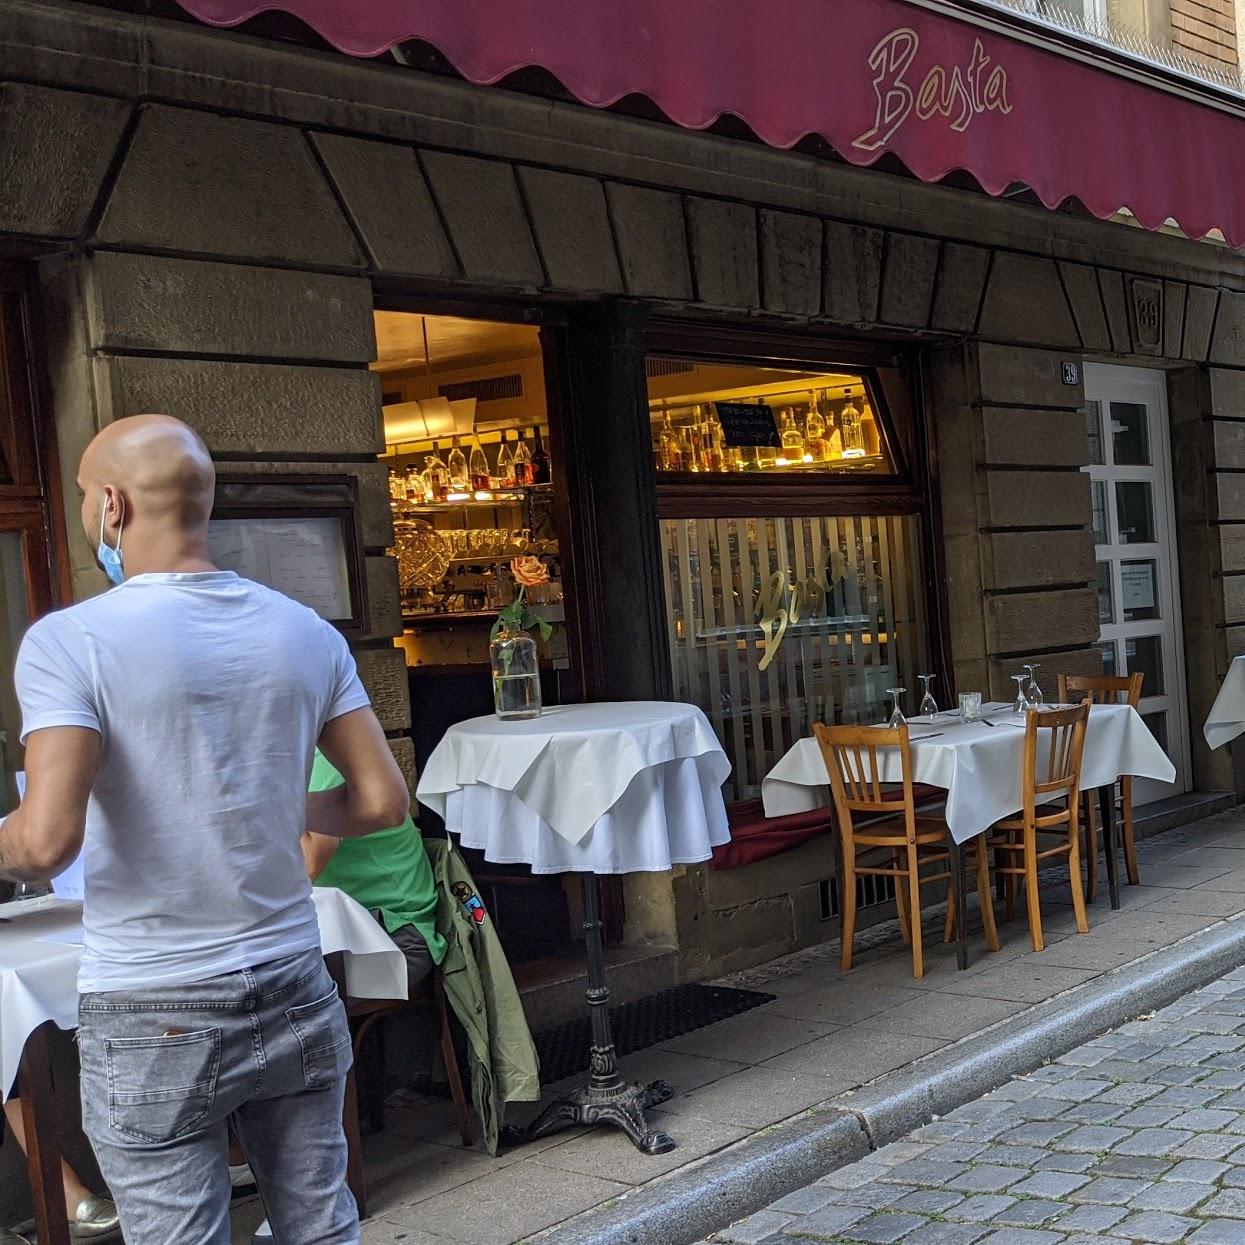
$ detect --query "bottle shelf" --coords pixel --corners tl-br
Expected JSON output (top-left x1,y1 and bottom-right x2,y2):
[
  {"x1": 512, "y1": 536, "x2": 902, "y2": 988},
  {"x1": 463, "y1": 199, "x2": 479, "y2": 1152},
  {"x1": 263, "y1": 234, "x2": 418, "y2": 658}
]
[{"x1": 392, "y1": 483, "x2": 553, "y2": 514}]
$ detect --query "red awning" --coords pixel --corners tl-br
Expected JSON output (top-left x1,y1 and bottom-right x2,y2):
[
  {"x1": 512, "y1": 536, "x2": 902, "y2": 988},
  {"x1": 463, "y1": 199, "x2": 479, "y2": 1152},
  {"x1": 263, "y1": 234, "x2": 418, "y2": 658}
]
[{"x1": 173, "y1": 0, "x2": 1245, "y2": 247}]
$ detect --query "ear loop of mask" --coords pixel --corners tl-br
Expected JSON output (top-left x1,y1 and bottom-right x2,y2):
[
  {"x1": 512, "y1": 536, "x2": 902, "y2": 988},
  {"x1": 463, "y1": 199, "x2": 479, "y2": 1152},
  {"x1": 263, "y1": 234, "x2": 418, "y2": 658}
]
[{"x1": 97, "y1": 495, "x2": 125, "y2": 585}]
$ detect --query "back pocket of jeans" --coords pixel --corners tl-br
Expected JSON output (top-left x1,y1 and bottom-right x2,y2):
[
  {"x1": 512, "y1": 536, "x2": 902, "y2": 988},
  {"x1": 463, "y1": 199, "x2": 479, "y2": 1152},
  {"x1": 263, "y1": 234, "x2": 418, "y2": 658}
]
[
  {"x1": 285, "y1": 986, "x2": 352, "y2": 1091},
  {"x1": 105, "y1": 1028, "x2": 221, "y2": 1144}
]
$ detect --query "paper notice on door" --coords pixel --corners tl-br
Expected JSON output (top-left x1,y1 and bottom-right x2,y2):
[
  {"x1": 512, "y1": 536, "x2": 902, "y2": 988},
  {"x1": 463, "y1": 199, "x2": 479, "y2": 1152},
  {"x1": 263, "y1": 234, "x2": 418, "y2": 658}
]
[
  {"x1": 1121, "y1": 562, "x2": 1157, "y2": 615},
  {"x1": 208, "y1": 517, "x2": 351, "y2": 620}
]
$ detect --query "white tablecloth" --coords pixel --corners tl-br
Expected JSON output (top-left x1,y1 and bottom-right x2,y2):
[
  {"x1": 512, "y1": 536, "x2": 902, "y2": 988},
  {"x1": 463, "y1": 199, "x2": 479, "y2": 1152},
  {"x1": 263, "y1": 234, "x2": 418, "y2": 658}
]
[
  {"x1": 0, "y1": 887, "x2": 406, "y2": 1099},
  {"x1": 417, "y1": 702, "x2": 732, "y2": 873},
  {"x1": 1205, "y1": 656, "x2": 1245, "y2": 750},
  {"x1": 762, "y1": 702, "x2": 1175, "y2": 845}
]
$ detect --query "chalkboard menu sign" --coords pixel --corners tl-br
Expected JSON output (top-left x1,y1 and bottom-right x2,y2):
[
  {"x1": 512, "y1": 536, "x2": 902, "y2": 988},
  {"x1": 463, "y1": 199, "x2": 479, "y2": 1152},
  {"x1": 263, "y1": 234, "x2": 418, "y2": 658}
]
[{"x1": 715, "y1": 401, "x2": 781, "y2": 448}]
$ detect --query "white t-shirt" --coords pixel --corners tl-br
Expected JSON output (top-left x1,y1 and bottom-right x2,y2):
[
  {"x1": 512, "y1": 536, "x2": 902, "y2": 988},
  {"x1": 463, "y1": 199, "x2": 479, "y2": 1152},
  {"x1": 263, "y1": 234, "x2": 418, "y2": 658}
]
[{"x1": 14, "y1": 571, "x2": 371, "y2": 993}]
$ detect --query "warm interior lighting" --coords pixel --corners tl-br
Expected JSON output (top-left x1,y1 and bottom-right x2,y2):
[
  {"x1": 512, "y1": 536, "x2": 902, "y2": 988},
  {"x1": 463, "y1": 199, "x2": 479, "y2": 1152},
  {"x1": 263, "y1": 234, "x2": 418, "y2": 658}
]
[{"x1": 383, "y1": 397, "x2": 477, "y2": 444}]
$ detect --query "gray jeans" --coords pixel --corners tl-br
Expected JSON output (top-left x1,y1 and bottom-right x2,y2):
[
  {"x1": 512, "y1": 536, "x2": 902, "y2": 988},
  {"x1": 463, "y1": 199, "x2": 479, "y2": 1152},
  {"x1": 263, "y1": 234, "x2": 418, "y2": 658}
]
[{"x1": 77, "y1": 947, "x2": 359, "y2": 1245}]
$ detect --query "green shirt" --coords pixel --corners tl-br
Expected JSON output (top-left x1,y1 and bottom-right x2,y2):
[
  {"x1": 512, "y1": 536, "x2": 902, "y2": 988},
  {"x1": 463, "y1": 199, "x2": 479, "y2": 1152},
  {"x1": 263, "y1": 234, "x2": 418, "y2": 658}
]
[{"x1": 309, "y1": 751, "x2": 446, "y2": 966}]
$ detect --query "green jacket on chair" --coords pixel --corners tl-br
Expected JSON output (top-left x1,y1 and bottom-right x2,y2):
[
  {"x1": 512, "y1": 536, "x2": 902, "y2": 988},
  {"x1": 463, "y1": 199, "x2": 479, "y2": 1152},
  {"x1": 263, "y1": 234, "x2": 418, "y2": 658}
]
[{"x1": 424, "y1": 837, "x2": 541, "y2": 1154}]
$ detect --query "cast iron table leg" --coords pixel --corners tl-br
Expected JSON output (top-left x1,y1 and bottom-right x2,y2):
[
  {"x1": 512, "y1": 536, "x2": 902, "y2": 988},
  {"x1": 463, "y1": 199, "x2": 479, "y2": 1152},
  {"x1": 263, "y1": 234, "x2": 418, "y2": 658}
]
[
  {"x1": 500, "y1": 876, "x2": 676, "y2": 1154},
  {"x1": 950, "y1": 839, "x2": 969, "y2": 972},
  {"x1": 19, "y1": 1021, "x2": 71, "y2": 1245},
  {"x1": 1097, "y1": 784, "x2": 1121, "y2": 911}
]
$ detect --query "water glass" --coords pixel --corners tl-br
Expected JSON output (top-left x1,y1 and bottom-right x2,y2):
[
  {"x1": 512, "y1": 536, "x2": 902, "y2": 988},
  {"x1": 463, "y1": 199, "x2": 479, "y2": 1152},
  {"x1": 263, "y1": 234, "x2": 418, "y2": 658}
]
[
  {"x1": 958, "y1": 691, "x2": 982, "y2": 722},
  {"x1": 885, "y1": 687, "x2": 907, "y2": 728}
]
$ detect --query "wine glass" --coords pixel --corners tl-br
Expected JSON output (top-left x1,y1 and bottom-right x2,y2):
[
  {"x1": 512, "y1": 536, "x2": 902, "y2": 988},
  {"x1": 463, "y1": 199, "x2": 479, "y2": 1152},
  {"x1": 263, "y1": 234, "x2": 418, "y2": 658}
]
[
  {"x1": 1024, "y1": 663, "x2": 1045, "y2": 709},
  {"x1": 1010, "y1": 674, "x2": 1029, "y2": 717},
  {"x1": 918, "y1": 674, "x2": 938, "y2": 720},
  {"x1": 886, "y1": 687, "x2": 907, "y2": 729}
]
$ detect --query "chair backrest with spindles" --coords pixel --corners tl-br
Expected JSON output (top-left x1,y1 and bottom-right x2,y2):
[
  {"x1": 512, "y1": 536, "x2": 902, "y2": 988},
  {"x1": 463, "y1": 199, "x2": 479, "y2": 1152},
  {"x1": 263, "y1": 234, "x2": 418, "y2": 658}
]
[
  {"x1": 813, "y1": 722, "x2": 917, "y2": 844},
  {"x1": 1057, "y1": 672, "x2": 1142, "y2": 710},
  {"x1": 1021, "y1": 701, "x2": 1091, "y2": 823}
]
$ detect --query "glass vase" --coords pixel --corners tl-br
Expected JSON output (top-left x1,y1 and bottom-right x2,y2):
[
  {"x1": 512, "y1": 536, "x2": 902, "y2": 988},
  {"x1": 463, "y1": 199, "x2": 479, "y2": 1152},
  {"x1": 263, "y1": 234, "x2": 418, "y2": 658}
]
[{"x1": 490, "y1": 625, "x2": 542, "y2": 720}]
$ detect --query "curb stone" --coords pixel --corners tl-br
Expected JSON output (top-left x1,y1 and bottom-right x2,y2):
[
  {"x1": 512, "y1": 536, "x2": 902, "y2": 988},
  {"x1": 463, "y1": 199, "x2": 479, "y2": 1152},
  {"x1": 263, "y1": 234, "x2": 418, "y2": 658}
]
[{"x1": 529, "y1": 913, "x2": 1245, "y2": 1245}]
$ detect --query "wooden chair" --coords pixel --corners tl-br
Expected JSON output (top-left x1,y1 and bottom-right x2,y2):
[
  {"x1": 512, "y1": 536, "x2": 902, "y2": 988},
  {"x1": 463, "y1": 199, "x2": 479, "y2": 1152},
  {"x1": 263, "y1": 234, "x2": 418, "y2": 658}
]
[
  {"x1": 1057, "y1": 672, "x2": 1144, "y2": 896},
  {"x1": 343, "y1": 968, "x2": 473, "y2": 1215},
  {"x1": 813, "y1": 722, "x2": 998, "y2": 979},
  {"x1": 987, "y1": 702, "x2": 1091, "y2": 953}
]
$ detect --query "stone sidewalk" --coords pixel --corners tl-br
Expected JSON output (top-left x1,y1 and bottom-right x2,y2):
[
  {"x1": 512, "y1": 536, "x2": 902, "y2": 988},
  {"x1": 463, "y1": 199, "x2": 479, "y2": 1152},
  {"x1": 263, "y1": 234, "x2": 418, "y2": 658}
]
[
  {"x1": 230, "y1": 806, "x2": 1245, "y2": 1245},
  {"x1": 702, "y1": 965, "x2": 1245, "y2": 1245}
]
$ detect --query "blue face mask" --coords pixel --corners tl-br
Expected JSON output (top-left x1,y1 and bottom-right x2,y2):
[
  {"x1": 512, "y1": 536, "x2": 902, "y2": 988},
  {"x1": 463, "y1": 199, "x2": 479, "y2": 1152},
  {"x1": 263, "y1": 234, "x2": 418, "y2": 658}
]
[{"x1": 97, "y1": 498, "x2": 125, "y2": 586}]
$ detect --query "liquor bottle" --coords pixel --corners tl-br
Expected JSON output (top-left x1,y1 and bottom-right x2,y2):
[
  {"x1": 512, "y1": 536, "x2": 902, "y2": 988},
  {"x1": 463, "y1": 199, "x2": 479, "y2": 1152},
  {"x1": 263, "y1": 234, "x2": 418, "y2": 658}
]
[
  {"x1": 678, "y1": 421, "x2": 699, "y2": 472},
  {"x1": 656, "y1": 409, "x2": 681, "y2": 472},
  {"x1": 512, "y1": 433, "x2": 533, "y2": 486},
  {"x1": 804, "y1": 391, "x2": 828, "y2": 462},
  {"x1": 408, "y1": 468, "x2": 433, "y2": 500},
  {"x1": 425, "y1": 446, "x2": 450, "y2": 501},
  {"x1": 685, "y1": 409, "x2": 704, "y2": 472},
  {"x1": 468, "y1": 439, "x2": 490, "y2": 491},
  {"x1": 860, "y1": 399, "x2": 881, "y2": 457},
  {"x1": 447, "y1": 439, "x2": 470, "y2": 491},
  {"x1": 839, "y1": 390, "x2": 866, "y2": 458},
  {"x1": 779, "y1": 408, "x2": 805, "y2": 464},
  {"x1": 495, "y1": 435, "x2": 514, "y2": 489},
  {"x1": 531, "y1": 428, "x2": 552, "y2": 485},
  {"x1": 700, "y1": 409, "x2": 725, "y2": 473}
]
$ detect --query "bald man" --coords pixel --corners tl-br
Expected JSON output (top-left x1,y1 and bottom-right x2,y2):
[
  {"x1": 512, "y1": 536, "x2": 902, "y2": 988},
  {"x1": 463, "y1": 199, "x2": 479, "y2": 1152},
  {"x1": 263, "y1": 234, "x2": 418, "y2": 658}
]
[{"x1": 0, "y1": 415, "x2": 408, "y2": 1244}]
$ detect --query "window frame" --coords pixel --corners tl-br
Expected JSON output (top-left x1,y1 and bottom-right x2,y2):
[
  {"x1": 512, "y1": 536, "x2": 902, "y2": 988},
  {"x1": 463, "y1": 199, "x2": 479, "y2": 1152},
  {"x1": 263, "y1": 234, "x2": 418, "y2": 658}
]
[{"x1": 646, "y1": 320, "x2": 952, "y2": 784}]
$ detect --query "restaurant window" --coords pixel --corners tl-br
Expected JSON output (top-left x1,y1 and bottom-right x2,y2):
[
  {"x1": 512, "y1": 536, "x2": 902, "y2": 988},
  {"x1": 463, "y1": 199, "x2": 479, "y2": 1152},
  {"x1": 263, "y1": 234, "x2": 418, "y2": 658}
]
[{"x1": 649, "y1": 345, "x2": 932, "y2": 804}]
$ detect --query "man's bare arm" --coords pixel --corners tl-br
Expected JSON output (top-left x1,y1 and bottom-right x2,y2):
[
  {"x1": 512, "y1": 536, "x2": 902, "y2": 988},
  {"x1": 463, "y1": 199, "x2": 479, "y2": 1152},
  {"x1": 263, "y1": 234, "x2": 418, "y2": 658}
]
[
  {"x1": 301, "y1": 830, "x2": 341, "y2": 880},
  {"x1": 309, "y1": 707, "x2": 409, "y2": 839},
  {"x1": 0, "y1": 727, "x2": 100, "y2": 883}
]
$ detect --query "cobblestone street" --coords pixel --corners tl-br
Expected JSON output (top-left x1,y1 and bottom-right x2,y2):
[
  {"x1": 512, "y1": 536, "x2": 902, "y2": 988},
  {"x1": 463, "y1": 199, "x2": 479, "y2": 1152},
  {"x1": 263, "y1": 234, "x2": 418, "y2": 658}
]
[{"x1": 707, "y1": 967, "x2": 1245, "y2": 1245}]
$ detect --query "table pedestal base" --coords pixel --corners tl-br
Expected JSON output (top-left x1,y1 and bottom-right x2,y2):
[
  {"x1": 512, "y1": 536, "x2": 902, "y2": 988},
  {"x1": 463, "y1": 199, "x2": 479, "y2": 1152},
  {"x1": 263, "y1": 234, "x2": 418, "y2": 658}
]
[
  {"x1": 500, "y1": 875, "x2": 678, "y2": 1156},
  {"x1": 506, "y1": 1077, "x2": 676, "y2": 1154}
]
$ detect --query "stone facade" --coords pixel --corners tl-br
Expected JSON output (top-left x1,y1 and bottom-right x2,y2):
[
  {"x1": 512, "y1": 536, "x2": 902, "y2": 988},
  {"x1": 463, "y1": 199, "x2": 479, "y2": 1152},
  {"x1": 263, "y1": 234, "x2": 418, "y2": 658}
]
[{"x1": 3, "y1": 0, "x2": 1245, "y2": 987}]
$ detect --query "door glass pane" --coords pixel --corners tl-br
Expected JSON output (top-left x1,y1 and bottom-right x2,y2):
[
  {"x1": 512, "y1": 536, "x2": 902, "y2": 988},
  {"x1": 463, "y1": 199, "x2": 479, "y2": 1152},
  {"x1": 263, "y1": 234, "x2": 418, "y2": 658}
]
[
  {"x1": 660, "y1": 513, "x2": 928, "y2": 802},
  {"x1": 1091, "y1": 480, "x2": 1109, "y2": 545},
  {"x1": 1084, "y1": 400, "x2": 1104, "y2": 466},
  {"x1": 1100, "y1": 640, "x2": 1118, "y2": 677},
  {"x1": 1115, "y1": 481, "x2": 1155, "y2": 544},
  {"x1": 1111, "y1": 402, "x2": 1151, "y2": 466},
  {"x1": 1120, "y1": 559, "x2": 1160, "y2": 622},
  {"x1": 1142, "y1": 710, "x2": 1168, "y2": 753},
  {"x1": 1125, "y1": 634, "x2": 1165, "y2": 697},
  {"x1": 1096, "y1": 560, "x2": 1114, "y2": 625}
]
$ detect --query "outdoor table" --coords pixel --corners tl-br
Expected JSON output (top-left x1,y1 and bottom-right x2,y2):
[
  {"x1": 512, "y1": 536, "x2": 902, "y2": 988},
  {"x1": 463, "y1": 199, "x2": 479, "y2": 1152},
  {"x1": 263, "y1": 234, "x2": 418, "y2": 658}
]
[
  {"x1": 0, "y1": 887, "x2": 407, "y2": 1245},
  {"x1": 1205, "y1": 655, "x2": 1245, "y2": 750},
  {"x1": 762, "y1": 702, "x2": 1175, "y2": 956},
  {"x1": 417, "y1": 700, "x2": 731, "y2": 1154}
]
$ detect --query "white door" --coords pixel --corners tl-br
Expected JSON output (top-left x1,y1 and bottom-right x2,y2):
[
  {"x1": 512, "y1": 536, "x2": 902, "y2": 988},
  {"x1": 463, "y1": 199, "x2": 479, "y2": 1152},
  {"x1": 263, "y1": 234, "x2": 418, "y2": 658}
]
[{"x1": 1082, "y1": 364, "x2": 1190, "y2": 804}]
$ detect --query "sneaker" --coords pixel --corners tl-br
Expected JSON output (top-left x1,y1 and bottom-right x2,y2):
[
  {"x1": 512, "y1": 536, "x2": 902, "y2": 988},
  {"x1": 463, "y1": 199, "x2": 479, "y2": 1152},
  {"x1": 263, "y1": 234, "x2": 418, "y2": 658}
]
[
  {"x1": 230, "y1": 1163, "x2": 258, "y2": 1200},
  {"x1": 251, "y1": 1219, "x2": 273, "y2": 1242}
]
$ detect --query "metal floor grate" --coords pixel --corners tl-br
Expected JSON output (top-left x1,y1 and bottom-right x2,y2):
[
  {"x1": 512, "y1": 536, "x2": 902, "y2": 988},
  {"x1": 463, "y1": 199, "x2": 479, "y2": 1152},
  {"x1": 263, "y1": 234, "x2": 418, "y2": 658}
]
[{"x1": 531, "y1": 982, "x2": 775, "y2": 1084}]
